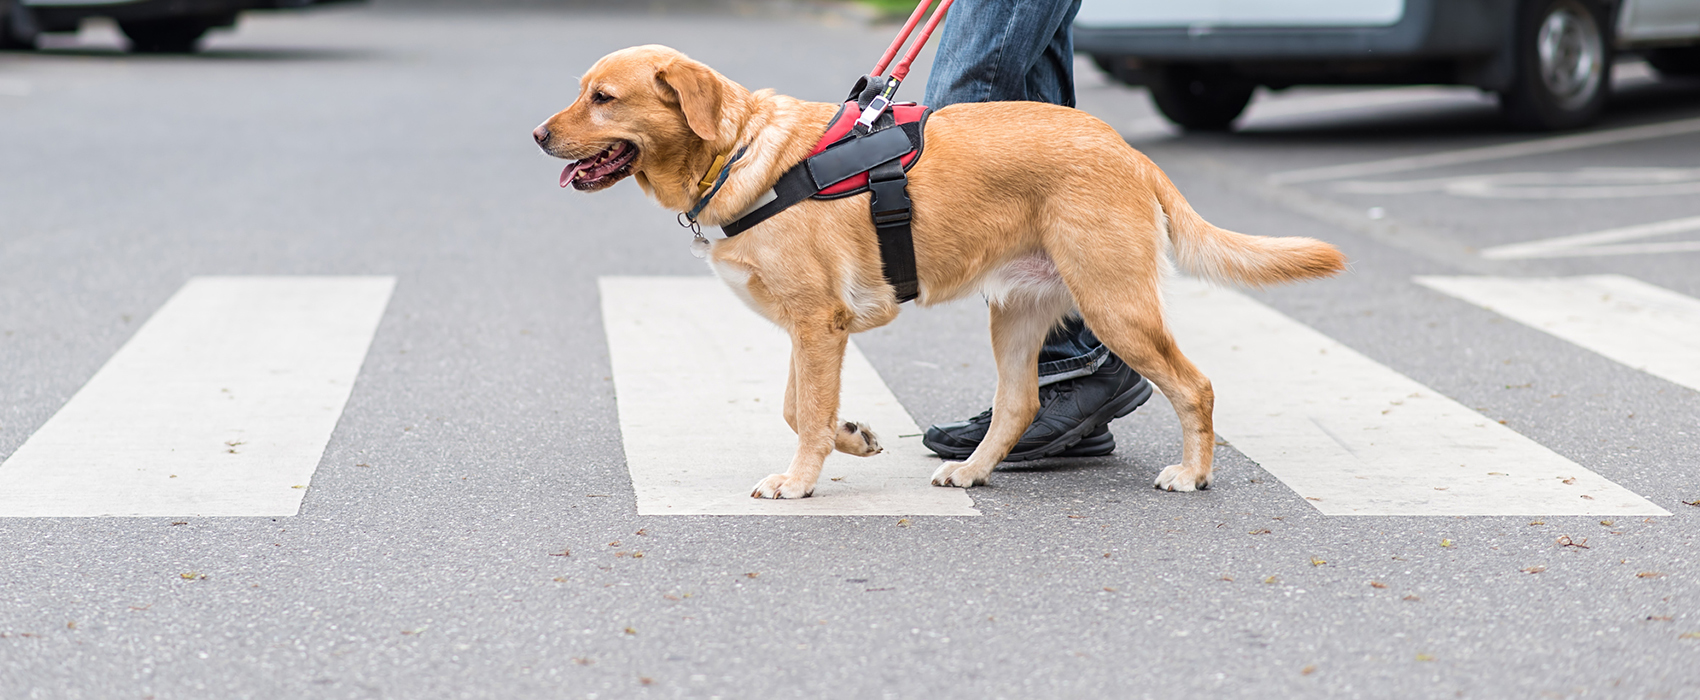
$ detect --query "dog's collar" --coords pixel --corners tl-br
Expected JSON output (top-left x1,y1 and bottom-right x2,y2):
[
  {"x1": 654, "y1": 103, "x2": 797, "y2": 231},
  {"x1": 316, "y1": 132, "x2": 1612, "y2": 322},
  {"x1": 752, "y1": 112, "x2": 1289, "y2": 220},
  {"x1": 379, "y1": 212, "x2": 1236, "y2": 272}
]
[{"x1": 682, "y1": 145, "x2": 749, "y2": 224}]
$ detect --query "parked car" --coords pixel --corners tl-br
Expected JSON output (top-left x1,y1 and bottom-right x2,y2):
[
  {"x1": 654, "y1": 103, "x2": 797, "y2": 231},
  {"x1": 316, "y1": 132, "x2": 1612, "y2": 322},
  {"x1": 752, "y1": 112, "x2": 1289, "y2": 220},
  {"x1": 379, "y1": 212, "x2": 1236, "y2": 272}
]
[
  {"x1": 1074, "y1": 0, "x2": 1700, "y2": 130},
  {"x1": 0, "y1": 0, "x2": 358, "y2": 53}
]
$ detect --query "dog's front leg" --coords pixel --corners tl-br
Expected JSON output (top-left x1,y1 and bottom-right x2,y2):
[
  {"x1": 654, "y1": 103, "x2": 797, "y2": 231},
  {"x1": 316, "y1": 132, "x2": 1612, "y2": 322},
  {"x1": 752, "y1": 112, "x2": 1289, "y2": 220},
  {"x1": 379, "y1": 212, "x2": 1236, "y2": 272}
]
[
  {"x1": 753, "y1": 317, "x2": 850, "y2": 499},
  {"x1": 932, "y1": 297, "x2": 1065, "y2": 488}
]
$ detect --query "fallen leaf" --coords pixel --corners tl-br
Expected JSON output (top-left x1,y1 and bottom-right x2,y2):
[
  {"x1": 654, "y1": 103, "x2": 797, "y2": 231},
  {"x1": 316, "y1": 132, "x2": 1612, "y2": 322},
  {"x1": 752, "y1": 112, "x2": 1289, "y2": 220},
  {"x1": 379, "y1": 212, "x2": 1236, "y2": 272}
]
[
  {"x1": 1103, "y1": 553, "x2": 1113, "y2": 558},
  {"x1": 1637, "y1": 572, "x2": 1665, "y2": 579},
  {"x1": 1067, "y1": 515, "x2": 1085, "y2": 519},
  {"x1": 1220, "y1": 576, "x2": 1233, "y2": 582},
  {"x1": 607, "y1": 541, "x2": 620, "y2": 547},
  {"x1": 573, "y1": 657, "x2": 593, "y2": 665},
  {"x1": 552, "y1": 577, "x2": 568, "y2": 582},
  {"x1": 639, "y1": 677, "x2": 654, "y2": 686},
  {"x1": 1600, "y1": 520, "x2": 1615, "y2": 527},
  {"x1": 624, "y1": 627, "x2": 637, "y2": 635},
  {"x1": 1561, "y1": 477, "x2": 1576, "y2": 485},
  {"x1": 1369, "y1": 581, "x2": 1388, "y2": 589},
  {"x1": 896, "y1": 518, "x2": 912, "y2": 527},
  {"x1": 635, "y1": 529, "x2": 647, "y2": 536},
  {"x1": 290, "y1": 485, "x2": 305, "y2": 489},
  {"x1": 1415, "y1": 653, "x2": 1434, "y2": 662},
  {"x1": 549, "y1": 549, "x2": 570, "y2": 557},
  {"x1": 1301, "y1": 665, "x2": 1316, "y2": 676},
  {"x1": 1556, "y1": 535, "x2": 1590, "y2": 549},
  {"x1": 1249, "y1": 529, "x2": 1272, "y2": 535},
  {"x1": 1262, "y1": 576, "x2": 1279, "y2": 584},
  {"x1": 1682, "y1": 500, "x2": 1700, "y2": 507},
  {"x1": 830, "y1": 477, "x2": 844, "y2": 482},
  {"x1": 1304, "y1": 497, "x2": 1321, "y2": 501},
  {"x1": 1680, "y1": 632, "x2": 1700, "y2": 640},
  {"x1": 1580, "y1": 495, "x2": 1595, "y2": 500},
  {"x1": 1403, "y1": 595, "x2": 1421, "y2": 602},
  {"x1": 1310, "y1": 557, "x2": 1326, "y2": 566},
  {"x1": 1521, "y1": 566, "x2": 1546, "y2": 574},
  {"x1": 66, "y1": 621, "x2": 76, "y2": 630},
  {"x1": 1440, "y1": 539, "x2": 1453, "y2": 547},
  {"x1": 1528, "y1": 521, "x2": 1545, "y2": 526},
  {"x1": 744, "y1": 572, "x2": 759, "y2": 579},
  {"x1": 169, "y1": 522, "x2": 187, "y2": 526},
  {"x1": 179, "y1": 572, "x2": 206, "y2": 581},
  {"x1": 1102, "y1": 587, "x2": 1118, "y2": 593}
]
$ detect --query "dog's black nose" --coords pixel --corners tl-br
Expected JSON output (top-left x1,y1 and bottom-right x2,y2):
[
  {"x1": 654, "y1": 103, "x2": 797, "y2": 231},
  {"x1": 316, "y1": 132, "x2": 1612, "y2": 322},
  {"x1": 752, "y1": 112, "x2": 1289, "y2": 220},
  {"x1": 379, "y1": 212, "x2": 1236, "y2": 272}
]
[{"x1": 533, "y1": 125, "x2": 550, "y2": 145}]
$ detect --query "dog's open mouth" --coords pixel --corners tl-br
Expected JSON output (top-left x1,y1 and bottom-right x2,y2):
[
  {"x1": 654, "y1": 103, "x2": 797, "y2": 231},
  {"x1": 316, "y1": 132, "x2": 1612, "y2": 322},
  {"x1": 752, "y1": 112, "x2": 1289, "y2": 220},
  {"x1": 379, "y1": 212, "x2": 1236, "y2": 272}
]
[{"x1": 560, "y1": 141, "x2": 638, "y2": 191}]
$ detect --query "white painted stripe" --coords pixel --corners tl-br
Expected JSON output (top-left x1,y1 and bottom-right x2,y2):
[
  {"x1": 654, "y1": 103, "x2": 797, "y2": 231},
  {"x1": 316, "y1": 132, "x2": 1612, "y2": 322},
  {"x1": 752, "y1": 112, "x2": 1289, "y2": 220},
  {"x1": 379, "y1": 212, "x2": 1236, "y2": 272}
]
[
  {"x1": 0, "y1": 277, "x2": 395, "y2": 517},
  {"x1": 1480, "y1": 214, "x2": 1700, "y2": 259},
  {"x1": 1164, "y1": 278, "x2": 1667, "y2": 516},
  {"x1": 1415, "y1": 275, "x2": 1700, "y2": 394},
  {"x1": 1267, "y1": 116, "x2": 1700, "y2": 185},
  {"x1": 599, "y1": 277, "x2": 977, "y2": 516}
]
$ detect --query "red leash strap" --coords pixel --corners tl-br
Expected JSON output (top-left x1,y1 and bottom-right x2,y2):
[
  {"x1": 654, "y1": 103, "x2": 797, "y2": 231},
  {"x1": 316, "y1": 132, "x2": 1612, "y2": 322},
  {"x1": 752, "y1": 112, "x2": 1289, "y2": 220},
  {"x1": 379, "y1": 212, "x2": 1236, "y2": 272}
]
[
  {"x1": 889, "y1": 0, "x2": 953, "y2": 82},
  {"x1": 870, "y1": 0, "x2": 936, "y2": 78}
]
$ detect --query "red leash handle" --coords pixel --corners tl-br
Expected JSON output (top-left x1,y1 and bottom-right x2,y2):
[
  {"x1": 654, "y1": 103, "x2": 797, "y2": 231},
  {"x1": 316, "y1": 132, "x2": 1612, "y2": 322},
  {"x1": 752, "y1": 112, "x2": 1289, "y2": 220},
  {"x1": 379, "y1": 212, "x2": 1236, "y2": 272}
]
[
  {"x1": 870, "y1": 0, "x2": 936, "y2": 77},
  {"x1": 889, "y1": 0, "x2": 953, "y2": 82}
]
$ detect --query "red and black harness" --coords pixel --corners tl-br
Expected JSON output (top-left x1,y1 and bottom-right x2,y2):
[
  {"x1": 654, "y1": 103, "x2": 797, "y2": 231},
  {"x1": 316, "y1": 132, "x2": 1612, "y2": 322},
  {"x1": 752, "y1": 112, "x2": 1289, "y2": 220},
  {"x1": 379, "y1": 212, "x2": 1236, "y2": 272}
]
[{"x1": 681, "y1": 0, "x2": 952, "y2": 304}]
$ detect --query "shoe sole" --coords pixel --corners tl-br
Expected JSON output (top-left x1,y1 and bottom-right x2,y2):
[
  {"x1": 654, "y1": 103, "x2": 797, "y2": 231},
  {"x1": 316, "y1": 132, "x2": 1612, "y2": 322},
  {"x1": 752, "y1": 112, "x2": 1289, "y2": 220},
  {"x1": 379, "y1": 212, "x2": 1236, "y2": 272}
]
[{"x1": 925, "y1": 377, "x2": 1154, "y2": 462}]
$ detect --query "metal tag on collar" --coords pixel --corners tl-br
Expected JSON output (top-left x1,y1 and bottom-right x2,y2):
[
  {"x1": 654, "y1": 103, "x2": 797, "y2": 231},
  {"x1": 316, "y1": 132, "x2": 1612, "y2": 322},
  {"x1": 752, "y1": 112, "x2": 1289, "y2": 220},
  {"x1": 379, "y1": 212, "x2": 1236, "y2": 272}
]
[{"x1": 677, "y1": 211, "x2": 709, "y2": 259}]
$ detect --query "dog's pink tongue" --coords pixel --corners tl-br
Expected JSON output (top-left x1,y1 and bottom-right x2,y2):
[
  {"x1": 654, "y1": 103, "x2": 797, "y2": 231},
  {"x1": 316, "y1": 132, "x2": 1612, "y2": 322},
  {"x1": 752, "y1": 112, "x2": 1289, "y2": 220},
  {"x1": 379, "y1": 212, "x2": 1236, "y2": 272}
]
[{"x1": 559, "y1": 162, "x2": 585, "y2": 188}]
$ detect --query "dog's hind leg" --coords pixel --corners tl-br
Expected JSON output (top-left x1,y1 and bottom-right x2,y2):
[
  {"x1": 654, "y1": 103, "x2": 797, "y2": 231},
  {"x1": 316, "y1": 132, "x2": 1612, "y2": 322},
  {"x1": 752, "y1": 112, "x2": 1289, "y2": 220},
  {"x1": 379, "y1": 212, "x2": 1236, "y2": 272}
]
[
  {"x1": 931, "y1": 289, "x2": 1072, "y2": 488},
  {"x1": 754, "y1": 316, "x2": 853, "y2": 499},
  {"x1": 1048, "y1": 200, "x2": 1217, "y2": 491},
  {"x1": 782, "y1": 346, "x2": 882, "y2": 458}
]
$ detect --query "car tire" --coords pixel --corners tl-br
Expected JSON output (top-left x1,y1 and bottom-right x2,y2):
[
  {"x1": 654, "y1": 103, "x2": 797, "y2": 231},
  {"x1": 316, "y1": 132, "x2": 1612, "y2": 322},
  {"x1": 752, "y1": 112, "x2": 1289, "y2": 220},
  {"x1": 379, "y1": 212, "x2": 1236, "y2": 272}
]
[
  {"x1": 1646, "y1": 46, "x2": 1700, "y2": 77},
  {"x1": 0, "y1": 0, "x2": 40, "y2": 50},
  {"x1": 120, "y1": 18, "x2": 213, "y2": 53},
  {"x1": 1498, "y1": 0, "x2": 1613, "y2": 130},
  {"x1": 1147, "y1": 67, "x2": 1254, "y2": 132}
]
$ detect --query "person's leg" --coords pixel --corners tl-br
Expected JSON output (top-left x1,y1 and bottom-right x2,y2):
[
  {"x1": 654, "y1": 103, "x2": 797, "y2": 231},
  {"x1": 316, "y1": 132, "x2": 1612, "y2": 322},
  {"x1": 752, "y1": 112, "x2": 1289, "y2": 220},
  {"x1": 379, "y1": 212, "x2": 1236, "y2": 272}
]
[{"x1": 921, "y1": 0, "x2": 1152, "y2": 461}]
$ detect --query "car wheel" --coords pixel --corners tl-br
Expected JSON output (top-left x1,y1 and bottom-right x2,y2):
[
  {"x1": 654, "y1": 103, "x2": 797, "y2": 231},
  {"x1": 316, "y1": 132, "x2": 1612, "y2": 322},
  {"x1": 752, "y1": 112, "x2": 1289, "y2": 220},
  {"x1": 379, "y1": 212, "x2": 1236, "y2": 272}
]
[
  {"x1": 1646, "y1": 46, "x2": 1700, "y2": 77},
  {"x1": 119, "y1": 18, "x2": 213, "y2": 53},
  {"x1": 1499, "y1": 0, "x2": 1613, "y2": 130},
  {"x1": 1147, "y1": 67, "x2": 1254, "y2": 132},
  {"x1": 0, "y1": 0, "x2": 40, "y2": 50}
]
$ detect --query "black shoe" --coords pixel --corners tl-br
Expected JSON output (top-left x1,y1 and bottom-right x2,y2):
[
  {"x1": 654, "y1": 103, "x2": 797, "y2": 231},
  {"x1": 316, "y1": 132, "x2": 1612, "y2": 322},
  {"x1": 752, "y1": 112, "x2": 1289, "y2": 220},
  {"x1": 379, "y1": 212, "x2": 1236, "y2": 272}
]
[{"x1": 922, "y1": 356, "x2": 1152, "y2": 462}]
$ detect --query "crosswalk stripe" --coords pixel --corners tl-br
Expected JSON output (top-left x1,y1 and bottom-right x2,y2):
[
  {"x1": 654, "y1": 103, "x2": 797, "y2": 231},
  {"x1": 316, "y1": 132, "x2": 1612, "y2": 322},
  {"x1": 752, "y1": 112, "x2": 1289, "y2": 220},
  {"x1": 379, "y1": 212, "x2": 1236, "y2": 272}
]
[
  {"x1": 0, "y1": 277, "x2": 395, "y2": 517},
  {"x1": 1414, "y1": 275, "x2": 1700, "y2": 394},
  {"x1": 1164, "y1": 278, "x2": 1668, "y2": 516},
  {"x1": 598, "y1": 277, "x2": 978, "y2": 516},
  {"x1": 1479, "y1": 215, "x2": 1700, "y2": 260}
]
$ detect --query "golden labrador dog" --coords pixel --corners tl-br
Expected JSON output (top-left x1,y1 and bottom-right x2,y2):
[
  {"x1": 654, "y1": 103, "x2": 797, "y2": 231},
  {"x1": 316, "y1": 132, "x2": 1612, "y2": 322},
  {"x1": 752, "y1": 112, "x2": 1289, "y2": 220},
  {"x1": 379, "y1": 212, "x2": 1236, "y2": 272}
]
[{"x1": 534, "y1": 45, "x2": 1345, "y2": 499}]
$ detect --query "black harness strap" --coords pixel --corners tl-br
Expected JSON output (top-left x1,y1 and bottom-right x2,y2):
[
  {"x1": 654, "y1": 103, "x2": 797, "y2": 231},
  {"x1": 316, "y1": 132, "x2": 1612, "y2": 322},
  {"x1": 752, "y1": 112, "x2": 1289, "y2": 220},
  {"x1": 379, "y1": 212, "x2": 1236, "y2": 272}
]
[
  {"x1": 867, "y1": 158, "x2": 917, "y2": 302},
  {"x1": 721, "y1": 120, "x2": 922, "y2": 236}
]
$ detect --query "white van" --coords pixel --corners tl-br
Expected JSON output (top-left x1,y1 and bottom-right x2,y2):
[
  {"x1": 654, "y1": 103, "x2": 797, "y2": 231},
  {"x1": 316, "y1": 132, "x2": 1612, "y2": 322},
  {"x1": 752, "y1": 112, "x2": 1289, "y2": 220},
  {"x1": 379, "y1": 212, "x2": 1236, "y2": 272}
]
[
  {"x1": 0, "y1": 0, "x2": 356, "y2": 53},
  {"x1": 1074, "y1": 0, "x2": 1700, "y2": 130}
]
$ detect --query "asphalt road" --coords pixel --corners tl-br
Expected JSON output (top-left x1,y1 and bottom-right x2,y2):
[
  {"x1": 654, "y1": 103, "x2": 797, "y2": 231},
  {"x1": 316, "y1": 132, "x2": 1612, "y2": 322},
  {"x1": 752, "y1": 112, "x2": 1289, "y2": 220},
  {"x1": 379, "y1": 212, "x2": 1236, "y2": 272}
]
[{"x1": 2, "y1": 5, "x2": 1699, "y2": 699}]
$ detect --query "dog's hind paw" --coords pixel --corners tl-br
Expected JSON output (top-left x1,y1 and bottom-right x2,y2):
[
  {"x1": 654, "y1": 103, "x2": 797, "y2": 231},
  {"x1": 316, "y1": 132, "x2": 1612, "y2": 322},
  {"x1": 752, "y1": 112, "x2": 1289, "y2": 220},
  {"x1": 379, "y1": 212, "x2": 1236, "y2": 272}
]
[
  {"x1": 751, "y1": 473, "x2": 814, "y2": 499},
  {"x1": 930, "y1": 461, "x2": 991, "y2": 488},
  {"x1": 835, "y1": 421, "x2": 882, "y2": 457},
  {"x1": 1153, "y1": 464, "x2": 1212, "y2": 492}
]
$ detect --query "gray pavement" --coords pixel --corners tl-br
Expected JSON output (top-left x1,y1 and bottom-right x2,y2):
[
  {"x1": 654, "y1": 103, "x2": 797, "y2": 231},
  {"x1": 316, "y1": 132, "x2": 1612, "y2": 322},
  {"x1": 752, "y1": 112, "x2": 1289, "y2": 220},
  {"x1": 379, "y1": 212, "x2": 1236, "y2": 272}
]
[{"x1": 2, "y1": 6, "x2": 1699, "y2": 699}]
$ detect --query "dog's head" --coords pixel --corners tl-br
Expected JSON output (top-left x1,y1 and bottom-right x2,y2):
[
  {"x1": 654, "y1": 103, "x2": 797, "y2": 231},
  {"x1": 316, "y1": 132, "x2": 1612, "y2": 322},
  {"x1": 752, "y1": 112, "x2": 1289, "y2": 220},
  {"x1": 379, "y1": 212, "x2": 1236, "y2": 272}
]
[{"x1": 533, "y1": 45, "x2": 728, "y2": 196}]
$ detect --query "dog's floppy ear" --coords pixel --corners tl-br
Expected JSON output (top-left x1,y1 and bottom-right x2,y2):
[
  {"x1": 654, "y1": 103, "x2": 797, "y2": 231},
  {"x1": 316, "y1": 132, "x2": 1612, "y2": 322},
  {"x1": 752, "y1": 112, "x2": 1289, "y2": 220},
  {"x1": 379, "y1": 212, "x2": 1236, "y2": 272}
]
[{"x1": 656, "y1": 60, "x2": 722, "y2": 142}]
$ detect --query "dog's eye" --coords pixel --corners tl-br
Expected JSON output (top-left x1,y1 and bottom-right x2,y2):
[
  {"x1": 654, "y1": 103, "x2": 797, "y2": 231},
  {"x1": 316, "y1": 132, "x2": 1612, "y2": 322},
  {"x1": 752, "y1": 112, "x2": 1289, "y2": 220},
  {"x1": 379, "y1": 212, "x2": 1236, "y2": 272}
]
[{"x1": 591, "y1": 91, "x2": 614, "y2": 105}]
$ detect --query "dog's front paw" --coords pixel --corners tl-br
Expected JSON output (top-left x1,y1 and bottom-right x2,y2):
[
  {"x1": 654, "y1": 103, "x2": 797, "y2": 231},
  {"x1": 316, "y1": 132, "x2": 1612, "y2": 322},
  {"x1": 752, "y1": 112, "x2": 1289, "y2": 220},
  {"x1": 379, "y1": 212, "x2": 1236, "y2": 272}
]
[
  {"x1": 835, "y1": 421, "x2": 882, "y2": 457},
  {"x1": 1153, "y1": 464, "x2": 1212, "y2": 492},
  {"x1": 751, "y1": 473, "x2": 814, "y2": 499},
  {"x1": 930, "y1": 461, "x2": 991, "y2": 488}
]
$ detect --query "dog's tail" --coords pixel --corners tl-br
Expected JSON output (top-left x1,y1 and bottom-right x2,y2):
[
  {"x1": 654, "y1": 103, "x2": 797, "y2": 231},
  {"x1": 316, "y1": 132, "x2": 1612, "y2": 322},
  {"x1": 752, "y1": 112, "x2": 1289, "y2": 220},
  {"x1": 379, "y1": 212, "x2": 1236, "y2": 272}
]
[{"x1": 1150, "y1": 169, "x2": 1346, "y2": 288}]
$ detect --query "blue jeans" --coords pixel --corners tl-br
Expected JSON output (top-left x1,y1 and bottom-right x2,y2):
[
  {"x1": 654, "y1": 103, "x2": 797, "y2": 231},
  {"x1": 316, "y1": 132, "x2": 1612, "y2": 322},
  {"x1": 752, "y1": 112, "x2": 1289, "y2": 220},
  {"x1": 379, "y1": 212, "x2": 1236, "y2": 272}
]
[{"x1": 924, "y1": 0, "x2": 1109, "y2": 386}]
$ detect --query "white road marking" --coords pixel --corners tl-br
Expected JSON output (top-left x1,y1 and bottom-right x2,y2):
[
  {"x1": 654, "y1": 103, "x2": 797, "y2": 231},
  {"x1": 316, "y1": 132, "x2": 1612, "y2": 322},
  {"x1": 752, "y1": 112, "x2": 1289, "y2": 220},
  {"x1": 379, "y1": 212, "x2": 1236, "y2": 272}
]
[
  {"x1": 1268, "y1": 116, "x2": 1700, "y2": 185},
  {"x1": 1480, "y1": 214, "x2": 1700, "y2": 259},
  {"x1": 0, "y1": 277, "x2": 395, "y2": 517},
  {"x1": 1415, "y1": 275, "x2": 1700, "y2": 394},
  {"x1": 1336, "y1": 167, "x2": 1700, "y2": 199},
  {"x1": 1164, "y1": 278, "x2": 1667, "y2": 516},
  {"x1": 0, "y1": 79, "x2": 31, "y2": 97},
  {"x1": 598, "y1": 277, "x2": 977, "y2": 517}
]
